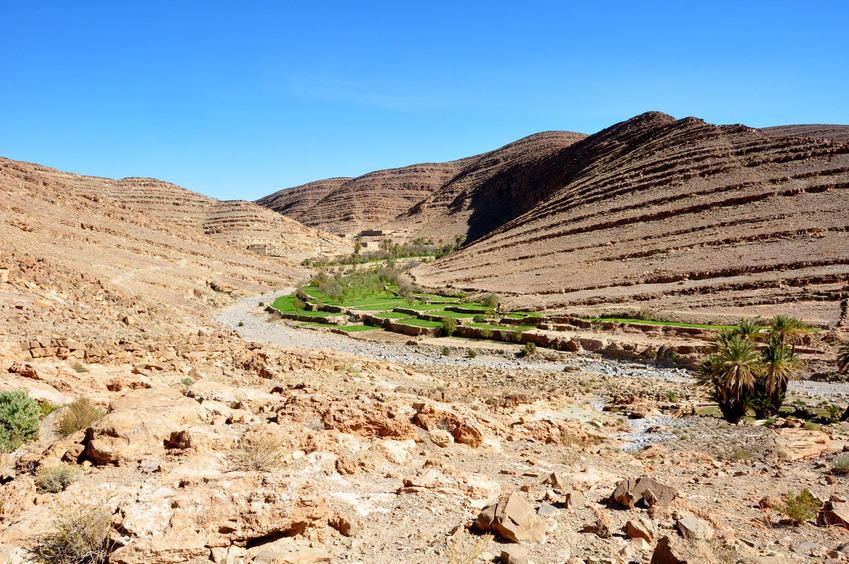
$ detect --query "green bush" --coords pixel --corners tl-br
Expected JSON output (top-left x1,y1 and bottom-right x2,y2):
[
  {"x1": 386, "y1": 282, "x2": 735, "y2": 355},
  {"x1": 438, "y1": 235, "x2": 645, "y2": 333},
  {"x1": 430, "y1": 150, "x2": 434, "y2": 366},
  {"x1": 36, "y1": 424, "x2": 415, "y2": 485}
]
[
  {"x1": 0, "y1": 390, "x2": 40, "y2": 452},
  {"x1": 442, "y1": 317, "x2": 459, "y2": 337},
  {"x1": 57, "y1": 398, "x2": 105, "y2": 437},
  {"x1": 36, "y1": 465, "x2": 83, "y2": 493},
  {"x1": 780, "y1": 489, "x2": 822, "y2": 525},
  {"x1": 442, "y1": 346, "x2": 451, "y2": 356},
  {"x1": 473, "y1": 314, "x2": 486, "y2": 323},
  {"x1": 467, "y1": 349, "x2": 477, "y2": 358},
  {"x1": 520, "y1": 342, "x2": 536, "y2": 357},
  {"x1": 35, "y1": 501, "x2": 112, "y2": 563}
]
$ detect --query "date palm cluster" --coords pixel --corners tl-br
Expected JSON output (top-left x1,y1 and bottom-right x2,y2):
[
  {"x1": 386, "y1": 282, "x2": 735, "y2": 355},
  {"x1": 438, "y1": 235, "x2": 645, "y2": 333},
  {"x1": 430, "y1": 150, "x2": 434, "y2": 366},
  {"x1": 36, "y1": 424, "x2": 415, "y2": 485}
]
[{"x1": 697, "y1": 315, "x2": 810, "y2": 422}]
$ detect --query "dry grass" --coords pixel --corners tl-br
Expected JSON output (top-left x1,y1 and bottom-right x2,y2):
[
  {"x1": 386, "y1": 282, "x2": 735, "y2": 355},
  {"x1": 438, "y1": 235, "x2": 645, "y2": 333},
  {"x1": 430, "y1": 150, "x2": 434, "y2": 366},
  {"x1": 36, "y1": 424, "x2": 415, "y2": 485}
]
[
  {"x1": 229, "y1": 431, "x2": 286, "y2": 471},
  {"x1": 445, "y1": 532, "x2": 492, "y2": 564},
  {"x1": 57, "y1": 397, "x2": 105, "y2": 437},
  {"x1": 35, "y1": 465, "x2": 83, "y2": 493},
  {"x1": 34, "y1": 501, "x2": 112, "y2": 563}
]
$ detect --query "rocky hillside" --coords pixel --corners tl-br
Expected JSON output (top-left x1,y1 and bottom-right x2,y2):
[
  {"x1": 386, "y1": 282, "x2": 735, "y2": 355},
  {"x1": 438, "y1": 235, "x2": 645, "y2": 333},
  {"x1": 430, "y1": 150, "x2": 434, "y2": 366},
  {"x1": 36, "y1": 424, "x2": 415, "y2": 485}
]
[
  {"x1": 257, "y1": 131, "x2": 587, "y2": 242},
  {"x1": 0, "y1": 156, "x2": 321, "y2": 334},
  {"x1": 412, "y1": 112, "x2": 849, "y2": 326}
]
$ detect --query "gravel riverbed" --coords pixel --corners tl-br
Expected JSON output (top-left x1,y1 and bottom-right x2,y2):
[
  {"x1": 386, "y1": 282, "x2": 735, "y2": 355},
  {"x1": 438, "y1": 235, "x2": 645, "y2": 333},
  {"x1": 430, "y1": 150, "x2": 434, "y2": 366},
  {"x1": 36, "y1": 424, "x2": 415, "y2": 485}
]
[{"x1": 216, "y1": 289, "x2": 849, "y2": 401}]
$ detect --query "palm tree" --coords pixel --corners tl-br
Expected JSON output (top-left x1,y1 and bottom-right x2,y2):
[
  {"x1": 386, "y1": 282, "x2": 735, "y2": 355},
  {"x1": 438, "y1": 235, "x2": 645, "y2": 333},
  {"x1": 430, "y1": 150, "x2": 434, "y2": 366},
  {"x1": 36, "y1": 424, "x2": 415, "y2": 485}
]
[
  {"x1": 698, "y1": 334, "x2": 761, "y2": 422},
  {"x1": 735, "y1": 319, "x2": 764, "y2": 343},
  {"x1": 769, "y1": 315, "x2": 812, "y2": 346},
  {"x1": 759, "y1": 335, "x2": 803, "y2": 415},
  {"x1": 837, "y1": 341, "x2": 849, "y2": 421},
  {"x1": 837, "y1": 340, "x2": 849, "y2": 374}
]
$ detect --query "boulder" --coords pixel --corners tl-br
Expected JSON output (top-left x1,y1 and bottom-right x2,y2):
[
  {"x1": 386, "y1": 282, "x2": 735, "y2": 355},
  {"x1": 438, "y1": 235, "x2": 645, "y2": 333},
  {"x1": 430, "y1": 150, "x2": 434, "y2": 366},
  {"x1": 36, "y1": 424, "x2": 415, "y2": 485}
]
[
  {"x1": 413, "y1": 403, "x2": 485, "y2": 448},
  {"x1": 625, "y1": 515, "x2": 655, "y2": 542},
  {"x1": 501, "y1": 545, "x2": 530, "y2": 564},
  {"x1": 650, "y1": 535, "x2": 719, "y2": 564},
  {"x1": 84, "y1": 388, "x2": 206, "y2": 465},
  {"x1": 774, "y1": 428, "x2": 831, "y2": 461},
  {"x1": 676, "y1": 515, "x2": 714, "y2": 541},
  {"x1": 822, "y1": 500, "x2": 849, "y2": 529},
  {"x1": 476, "y1": 492, "x2": 548, "y2": 543},
  {"x1": 564, "y1": 491, "x2": 585, "y2": 510},
  {"x1": 611, "y1": 476, "x2": 677, "y2": 509},
  {"x1": 429, "y1": 429, "x2": 454, "y2": 448}
]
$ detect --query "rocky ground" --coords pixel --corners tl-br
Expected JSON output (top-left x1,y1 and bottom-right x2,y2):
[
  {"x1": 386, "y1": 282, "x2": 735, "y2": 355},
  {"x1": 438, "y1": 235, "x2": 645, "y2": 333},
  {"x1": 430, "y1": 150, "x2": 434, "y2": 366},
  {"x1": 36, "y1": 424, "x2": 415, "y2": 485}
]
[{"x1": 3, "y1": 284, "x2": 847, "y2": 563}]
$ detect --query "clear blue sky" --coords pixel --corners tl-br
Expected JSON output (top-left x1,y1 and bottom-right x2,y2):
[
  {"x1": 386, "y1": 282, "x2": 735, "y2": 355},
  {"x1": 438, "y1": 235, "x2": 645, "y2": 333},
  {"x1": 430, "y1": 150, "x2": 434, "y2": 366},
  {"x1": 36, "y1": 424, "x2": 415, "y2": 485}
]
[{"x1": 2, "y1": 1, "x2": 847, "y2": 201}]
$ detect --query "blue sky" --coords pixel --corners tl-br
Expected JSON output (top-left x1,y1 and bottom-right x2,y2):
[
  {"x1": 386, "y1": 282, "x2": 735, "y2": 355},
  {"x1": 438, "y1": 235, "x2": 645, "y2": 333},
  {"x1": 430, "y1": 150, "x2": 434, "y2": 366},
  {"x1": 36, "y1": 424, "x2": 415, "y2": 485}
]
[{"x1": 2, "y1": 1, "x2": 847, "y2": 201}]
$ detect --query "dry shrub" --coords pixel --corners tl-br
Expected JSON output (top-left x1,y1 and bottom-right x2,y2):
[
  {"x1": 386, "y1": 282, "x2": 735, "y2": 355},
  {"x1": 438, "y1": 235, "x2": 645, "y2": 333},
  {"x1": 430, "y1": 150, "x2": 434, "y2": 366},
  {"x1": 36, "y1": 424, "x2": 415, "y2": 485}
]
[
  {"x1": 229, "y1": 431, "x2": 286, "y2": 471},
  {"x1": 34, "y1": 502, "x2": 112, "y2": 563},
  {"x1": 445, "y1": 532, "x2": 492, "y2": 564},
  {"x1": 57, "y1": 398, "x2": 105, "y2": 437},
  {"x1": 832, "y1": 453, "x2": 849, "y2": 475},
  {"x1": 36, "y1": 464, "x2": 83, "y2": 493}
]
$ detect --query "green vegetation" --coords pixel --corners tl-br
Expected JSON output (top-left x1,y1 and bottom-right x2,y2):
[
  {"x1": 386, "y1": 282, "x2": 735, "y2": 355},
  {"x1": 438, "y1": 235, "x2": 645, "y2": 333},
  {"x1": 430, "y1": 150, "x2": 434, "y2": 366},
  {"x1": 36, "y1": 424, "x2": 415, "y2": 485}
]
[
  {"x1": 467, "y1": 349, "x2": 477, "y2": 358},
  {"x1": 336, "y1": 324, "x2": 381, "y2": 332},
  {"x1": 520, "y1": 342, "x2": 537, "y2": 357},
  {"x1": 442, "y1": 317, "x2": 459, "y2": 337},
  {"x1": 697, "y1": 316, "x2": 811, "y2": 422},
  {"x1": 396, "y1": 318, "x2": 443, "y2": 328},
  {"x1": 57, "y1": 397, "x2": 106, "y2": 437},
  {"x1": 468, "y1": 323, "x2": 534, "y2": 332},
  {"x1": 0, "y1": 390, "x2": 40, "y2": 452},
  {"x1": 780, "y1": 489, "x2": 822, "y2": 525},
  {"x1": 373, "y1": 311, "x2": 412, "y2": 319}
]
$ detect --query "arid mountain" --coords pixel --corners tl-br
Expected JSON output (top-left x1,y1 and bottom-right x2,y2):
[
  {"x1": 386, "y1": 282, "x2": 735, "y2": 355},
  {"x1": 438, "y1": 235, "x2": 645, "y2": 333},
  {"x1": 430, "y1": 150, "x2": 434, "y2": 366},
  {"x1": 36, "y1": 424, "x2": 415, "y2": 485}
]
[
  {"x1": 257, "y1": 131, "x2": 587, "y2": 242},
  {"x1": 411, "y1": 112, "x2": 849, "y2": 326},
  {"x1": 761, "y1": 124, "x2": 849, "y2": 143},
  {"x1": 0, "y1": 156, "x2": 334, "y2": 334}
]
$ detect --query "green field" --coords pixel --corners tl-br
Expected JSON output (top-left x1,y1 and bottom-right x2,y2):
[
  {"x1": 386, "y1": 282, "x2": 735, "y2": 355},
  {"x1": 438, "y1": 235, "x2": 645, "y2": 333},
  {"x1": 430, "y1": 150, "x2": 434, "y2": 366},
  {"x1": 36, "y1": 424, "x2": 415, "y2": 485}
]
[
  {"x1": 373, "y1": 312, "x2": 411, "y2": 319},
  {"x1": 395, "y1": 318, "x2": 443, "y2": 328},
  {"x1": 336, "y1": 324, "x2": 382, "y2": 332}
]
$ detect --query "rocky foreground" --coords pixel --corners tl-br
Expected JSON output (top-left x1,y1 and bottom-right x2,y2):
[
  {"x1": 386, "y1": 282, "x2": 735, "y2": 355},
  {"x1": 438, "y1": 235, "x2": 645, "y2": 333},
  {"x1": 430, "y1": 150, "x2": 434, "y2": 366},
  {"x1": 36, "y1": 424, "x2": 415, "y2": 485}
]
[{"x1": 1, "y1": 289, "x2": 848, "y2": 564}]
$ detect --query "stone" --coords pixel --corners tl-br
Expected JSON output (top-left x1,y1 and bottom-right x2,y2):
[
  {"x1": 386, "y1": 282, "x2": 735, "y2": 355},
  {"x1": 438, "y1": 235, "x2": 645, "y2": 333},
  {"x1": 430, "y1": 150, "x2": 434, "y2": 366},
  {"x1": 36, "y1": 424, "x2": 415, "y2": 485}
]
[
  {"x1": 676, "y1": 515, "x2": 714, "y2": 541},
  {"x1": 413, "y1": 403, "x2": 485, "y2": 448},
  {"x1": 625, "y1": 515, "x2": 655, "y2": 542},
  {"x1": 538, "y1": 503, "x2": 558, "y2": 518},
  {"x1": 582, "y1": 506, "x2": 613, "y2": 538},
  {"x1": 822, "y1": 500, "x2": 849, "y2": 529},
  {"x1": 429, "y1": 429, "x2": 454, "y2": 447},
  {"x1": 611, "y1": 476, "x2": 677, "y2": 509},
  {"x1": 564, "y1": 490, "x2": 585, "y2": 509},
  {"x1": 329, "y1": 513, "x2": 361, "y2": 537},
  {"x1": 544, "y1": 471, "x2": 569, "y2": 490},
  {"x1": 650, "y1": 535, "x2": 719, "y2": 564},
  {"x1": 476, "y1": 492, "x2": 548, "y2": 543},
  {"x1": 501, "y1": 545, "x2": 529, "y2": 564},
  {"x1": 774, "y1": 428, "x2": 831, "y2": 461}
]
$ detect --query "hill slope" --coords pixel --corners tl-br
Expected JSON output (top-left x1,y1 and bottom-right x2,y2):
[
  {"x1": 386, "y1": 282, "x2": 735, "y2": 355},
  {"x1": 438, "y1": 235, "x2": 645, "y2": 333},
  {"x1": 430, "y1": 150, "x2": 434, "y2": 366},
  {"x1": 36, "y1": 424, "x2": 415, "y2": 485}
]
[
  {"x1": 0, "y1": 156, "x2": 326, "y2": 339},
  {"x1": 257, "y1": 131, "x2": 587, "y2": 242},
  {"x1": 412, "y1": 112, "x2": 849, "y2": 326}
]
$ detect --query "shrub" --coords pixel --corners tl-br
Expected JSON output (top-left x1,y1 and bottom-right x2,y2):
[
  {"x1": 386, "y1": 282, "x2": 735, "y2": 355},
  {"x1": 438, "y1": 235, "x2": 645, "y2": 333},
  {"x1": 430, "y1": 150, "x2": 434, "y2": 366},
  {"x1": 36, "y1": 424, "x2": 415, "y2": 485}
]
[
  {"x1": 473, "y1": 314, "x2": 486, "y2": 323},
  {"x1": 480, "y1": 293, "x2": 500, "y2": 309},
  {"x1": 57, "y1": 398, "x2": 105, "y2": 437},
  {"x1": 70, "y1": 362, "x2": 90, "y2": 373},
  {"x1": 181, "y1": 377, "x2": 195, "y2": 387},
  {"x1": 229, "y1": 431, "x2": 285, "y2": 471},
  {"x1": 479, "y1": 328, "x2": 493, "y2": 340},
  {"x1": 780, "y1": 489, "x2": 822, "y2": 525},
  {"x1": 832, "y1": 453, "x2": 849, "y2": 475},
  {"x1": 35, "y1": 501, "x2": 112, "y2": 563},
  {"x1": 802, "y1": 421, "x2": 820, "y2": 432},
  {"x1": 258, "y1": 301, "x2": 264, "y2": 307},
  {"x1": 442, "y1": 317, "x2": 459, "y2": 337},
  {"x1": 237, "y1": 321, "x2": 244, "y2": 327},
  {"x1": 442, "y1": 346, "x2": 451, "y2": 356},
  {"x1": 0, "y1": 390, "x2": 40, "y2": 452},
  {"x1": 39, "y1": 400, "x2": 60, "y2": 418},
  {"x1": 521, "y1": 342, "x2": 537, "y2": 357},
  {"x1": 467, "y1": 349, "x2": 477, "y2": 358},
  {"x1": 36, "y1": 465, "x2": 83, "y2": 493}
]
